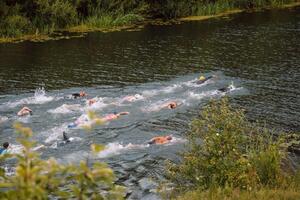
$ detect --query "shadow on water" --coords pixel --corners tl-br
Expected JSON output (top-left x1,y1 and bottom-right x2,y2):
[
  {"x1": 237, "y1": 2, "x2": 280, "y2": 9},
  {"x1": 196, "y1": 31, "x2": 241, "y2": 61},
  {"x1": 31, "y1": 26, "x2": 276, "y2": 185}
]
[{"x1": 0, "y1": 7, "x2": 299, "y2": 199}]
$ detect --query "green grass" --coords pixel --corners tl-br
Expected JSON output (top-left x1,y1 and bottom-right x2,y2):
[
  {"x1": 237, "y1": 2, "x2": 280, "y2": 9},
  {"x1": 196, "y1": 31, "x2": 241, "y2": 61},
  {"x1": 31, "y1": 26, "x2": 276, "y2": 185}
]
[
  {"x1": 195, "y1": 1, "x2": 235, "y2": 16},
  {"x1": 84, "y1": 13, "x2": 143, "y2": 29},
  {"x1": 176, "y1": 186, "x2": 300, "y2": 200}
]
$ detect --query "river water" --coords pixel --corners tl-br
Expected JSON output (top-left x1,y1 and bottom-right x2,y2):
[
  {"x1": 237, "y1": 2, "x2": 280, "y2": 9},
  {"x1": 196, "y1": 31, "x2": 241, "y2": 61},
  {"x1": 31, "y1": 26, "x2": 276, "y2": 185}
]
[{"x1": 0, "y1": 7, "x2": 299, "y2": 199}]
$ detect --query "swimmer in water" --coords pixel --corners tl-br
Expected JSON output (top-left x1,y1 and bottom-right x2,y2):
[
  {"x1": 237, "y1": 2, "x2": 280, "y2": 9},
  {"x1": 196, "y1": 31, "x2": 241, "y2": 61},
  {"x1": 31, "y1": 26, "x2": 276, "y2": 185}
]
[
  {"x1": 101, "y1": 112, "x2": 130, "y2": 122},
  {"x1": 87, "y1": 98, "x2": 97, "y2": 106},
  {"x1": 218, "y1": 84, "x2": 234, "y2": 93},
  {"x1": 68, "y1": 114, "x2": 89, "y2": 128},
  {"x1": 195, "y1": 75, "x2": 214, "y2": 85},
  {"x1": 63, "y1": 131, "x2": 70, "y2": 143},
  {"x1": 17, "y1": 106, "x2": 33, "y2": 116},
  {"x1": 162, "y1": 101, "x2": 179, "y2": 110},
  {"x1": 122, "y1": 94, "x2": 143, "y2": 102},
  {"x1": 148, "y1": 135, "x2": 173, "y2": 145},
  {"x1": 68, "y1": 112, "x2": 129, "y2": 129},
  {"x1": 72, "y1": 91, "x2": 87, "y2": 99},
  {"x1": 0, "y1": 142, "x2": 9, "y2": 155}
]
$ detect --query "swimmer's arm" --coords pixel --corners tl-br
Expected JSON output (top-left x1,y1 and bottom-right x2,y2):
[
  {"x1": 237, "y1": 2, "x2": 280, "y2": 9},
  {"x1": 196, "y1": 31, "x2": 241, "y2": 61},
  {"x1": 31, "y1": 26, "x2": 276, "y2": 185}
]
[
  {"x1": 118, "y1": 112, "x2": 129, "y2": 116},
  {"x1": 32, "y1": 145, "x2": 45, "y2": 151}
]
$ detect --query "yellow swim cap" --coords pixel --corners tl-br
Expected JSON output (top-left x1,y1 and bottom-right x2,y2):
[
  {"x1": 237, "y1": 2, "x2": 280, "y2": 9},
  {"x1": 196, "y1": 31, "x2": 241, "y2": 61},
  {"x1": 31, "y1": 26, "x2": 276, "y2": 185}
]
[{"x1": 199, "y1": 76, "x2": 205, "y2": 81}]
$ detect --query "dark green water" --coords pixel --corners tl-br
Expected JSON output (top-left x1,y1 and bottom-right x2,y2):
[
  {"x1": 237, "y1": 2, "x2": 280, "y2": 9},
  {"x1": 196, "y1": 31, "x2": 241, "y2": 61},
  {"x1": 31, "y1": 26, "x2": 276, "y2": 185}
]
[{"x1": 0, "y1": 7, "x2": 299, "y2": 199}]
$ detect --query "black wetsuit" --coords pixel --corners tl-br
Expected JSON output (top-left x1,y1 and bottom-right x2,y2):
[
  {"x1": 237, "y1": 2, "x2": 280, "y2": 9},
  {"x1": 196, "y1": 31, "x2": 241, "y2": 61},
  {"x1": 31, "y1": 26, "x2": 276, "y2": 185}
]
[
  {"x1": 63, "y1": 132, "x2": 70, "y2": 143},
  {"x1": 196, "y1": 76, "x2": 213, "y2": 84},
  {"x1": 148, "y1": 140, "x2": 155, "y2": 145},
  {"x1": 71, "y1": 93, "x2": 81, "y2": 99},
  {"x1": 218, "y1": 86, "x2": 230, "y2": 93}
]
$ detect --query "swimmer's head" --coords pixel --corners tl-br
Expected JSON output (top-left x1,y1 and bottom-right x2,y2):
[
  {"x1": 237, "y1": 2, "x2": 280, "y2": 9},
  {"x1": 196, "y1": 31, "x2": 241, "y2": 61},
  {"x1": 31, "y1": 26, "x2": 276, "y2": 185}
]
[
  {"x1": 88, "y1": 99, "x2": 96, "y2": 106},
  {"x1": 3, "y1": 142, "x2": 9, "y2": 149},
  {"x1": 199, "y1": 76, "x2": 205, "y2": 81},
  {"x1": 168, "y1": 102, "x2": 177, "y2": 109},
  {"x1": 166, "y1": 136, "x2": 172, "y2": 140},
  {"x1": 80, "y1": 91, "x2": 86, "y2": 97}
]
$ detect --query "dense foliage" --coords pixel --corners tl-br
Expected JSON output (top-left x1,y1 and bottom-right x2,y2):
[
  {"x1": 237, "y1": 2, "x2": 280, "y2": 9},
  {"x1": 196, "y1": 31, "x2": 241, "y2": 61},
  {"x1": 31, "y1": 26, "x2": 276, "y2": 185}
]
[
  {"x1": 166, "y1": 98, "x2": 300, "y2": 199},
  {"x1": 0, "y1": 122, "x2": 125, "y2": 200},
  {"x1": 0, "y1": 0, "x2": 297, "y2": 38}
]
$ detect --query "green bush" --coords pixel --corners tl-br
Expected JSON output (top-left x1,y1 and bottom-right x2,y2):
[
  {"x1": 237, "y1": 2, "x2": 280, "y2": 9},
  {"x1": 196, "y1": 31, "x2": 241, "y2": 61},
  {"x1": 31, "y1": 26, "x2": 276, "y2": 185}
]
[
  {"x1": 34, "y1": 0, "x2": 77, "y2": 30},
  {"x1": 0, "y1": 122, "x2": 125, "y2": 200},
  {"x1": 0, "y1": 15, "x2": 32, "y2": 37},
  {"x1": 166, "y1": 98, "x2": 291, "y2": 194}
]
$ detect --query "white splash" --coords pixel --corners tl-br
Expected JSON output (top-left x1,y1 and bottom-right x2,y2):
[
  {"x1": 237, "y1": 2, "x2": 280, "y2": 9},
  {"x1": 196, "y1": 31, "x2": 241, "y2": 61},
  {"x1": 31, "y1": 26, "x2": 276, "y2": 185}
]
[
  {"x1": 48, "y1": 137, "x2": 82, "y2": 149},
  {"x1": 58, "y1": 151, "x2": 89, "y2": 163},
  {"x1": 42, "y1": 123, "x2": 69, "y2": 144},
  {"x1": 120, "y1": 94, "x2": 144, "y2": 103},
  {"x1": 188, "y1": 90, "x2": 218, "y2": 100},
  {"x1": 183, "y1": 78, "x2": 211, "y2": 87},
  {"x1": 48, "y1": 104, "x2": 82, "y2": 114},
  {"x1": 6, "y1": 143, "x2": 44, "y2": 155},
  {"x1": 85, "y1": 97, "x2": 109, "y2": 110},
  {"x1": 142, "y1": 84, "x2": 182, "y2": 97},
  {"x1": 162, "y1": 84, "x2": 182, "y2": 93},
  {"x1": 98, "y1": 136, "x2": 186, "y2": 158},
  {"x1": 218, "y1": 82, "x2": 242, "y2": 96},
  {"x1": 16, "y1": 115, "x2": 31, "y2": 123},
  {"x1": 8, "y1": 144, "x2": 24, "y2": 154},
  {"x1": 3, "y1": 87, "x2": 54, "y2": 108},
  {"x1": 97, "y1": 142, "x2": 149, "y2": 158},
  {"x1": 164, "y1": 136, "x2": 187, "y2": 145},
  {"x1": 142, "y1": 99, "x2": 183, "y2": 112},
  {"x1": 0, "y1": 116, "x2": 9, "y2": 123}
]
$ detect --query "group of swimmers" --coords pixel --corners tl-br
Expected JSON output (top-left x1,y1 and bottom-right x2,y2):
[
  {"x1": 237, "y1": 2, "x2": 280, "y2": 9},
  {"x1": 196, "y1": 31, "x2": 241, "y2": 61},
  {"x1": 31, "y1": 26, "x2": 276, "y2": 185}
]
[{"x1": 1, "y1": 74, "x2": 234, "y2": 155}]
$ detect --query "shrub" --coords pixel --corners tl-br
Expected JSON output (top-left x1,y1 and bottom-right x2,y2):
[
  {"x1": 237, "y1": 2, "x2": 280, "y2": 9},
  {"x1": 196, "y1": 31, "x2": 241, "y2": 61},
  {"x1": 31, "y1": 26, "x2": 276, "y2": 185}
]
[
  {"x1": 0, "y1": 15, "x2": 32, "y2": 37},
  {"x1": 166, "y1": 98, "x2": 289, "y2": 194},
  {"x1": 0, "y1": 122, "x2": 125, "y2": 200},
  {"x1": 34, "y1": 0, "x2": 77, "y2": 30}
]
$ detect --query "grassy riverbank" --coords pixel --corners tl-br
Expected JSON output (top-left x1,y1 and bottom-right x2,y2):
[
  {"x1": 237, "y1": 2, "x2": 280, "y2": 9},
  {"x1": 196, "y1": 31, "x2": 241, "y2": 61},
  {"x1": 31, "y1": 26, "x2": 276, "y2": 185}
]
[
  {"x1": 164, "y1": 98, "x2": 300, "y2": 200},
  {"x1": 0, "y1": 0, "x2": 299, "y2": 43}
]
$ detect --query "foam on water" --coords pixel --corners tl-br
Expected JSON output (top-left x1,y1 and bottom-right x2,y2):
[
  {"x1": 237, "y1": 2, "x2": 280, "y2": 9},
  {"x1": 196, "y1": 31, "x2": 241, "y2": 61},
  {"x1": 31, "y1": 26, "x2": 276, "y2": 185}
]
[
  {"x1": 16, "y1": 115, "x2": 31, "y2": 123},
  {"x1": 42, "y1": 123, "x2": 69, "y2": 144},
  {"x1": 97, "y1": 136, "x2": 186, "y2": 158},
  {"x1": 142, "y1": 99, "x2": 186, "y2": 112},
  {"x1": 48, "y1": 137, "x2": 82, "y2": 149},
  {"x1": 188, "y1": 90, "x2": 219, "y2": 100},
  {"x1": 142, "y1": 83, "x2": 183, "y2": 97},
  {"x1": 164, "y1": 136, "x2": 187, "y2": 145},
  {"x1": 0, "y1": 116, "x2": 9, "y2": 123},
  {"x1": 2, "y1": 87, "x2": 54, "y2": 108},
  {"x1": 98, "y1": 142, "x2": 150, "y2": 158},
  {"x1": 8, "y1": 144, "x2": 24, "y2": 154},
  {"x1": 48, "y1": 104, "x2": 82, "y2": 114},
  {"x1": 161, "y1": 84, "x2": 182, "y2": 93},
  {"x1": 183, "y1": 78, "x2": 212, "y2": 88},
  {"x1": 119, "y1": 94, "x2": 144, "y2": 103},
  {"x1": 58, "y1": 151, "x2": 90, "y2": 163},
  {"x1": 84, "y1": 97, "x2": 109, "y2": 111},
  {"x1": 4, "y1": 166, "x2": 15, "y2": 176},
  {"x1": 5, "y1": 144, "x2": 44, "y2": 155}
]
